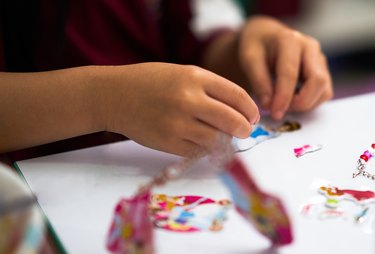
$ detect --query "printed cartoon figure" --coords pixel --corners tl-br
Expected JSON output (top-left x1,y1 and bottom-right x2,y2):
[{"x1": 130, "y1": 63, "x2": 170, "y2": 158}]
[
  {"x1": 301, "y1": 185, "x2": 375, "y2": 225},
  {"x1": 233, "y1": 121, "x2": 301, "y2": 152},
  {"x1": 319, "y1": 186, "x2": 375, "y2": 208},
  {"x1": 107, "y1": 190, "x2": 153, "y2": 254},
  {"x1": 150, "y1": 194, "x2": 232, "y2": 232},
  {"x1": 233, "y1": 124, "x2": 279, "y2": 152}
]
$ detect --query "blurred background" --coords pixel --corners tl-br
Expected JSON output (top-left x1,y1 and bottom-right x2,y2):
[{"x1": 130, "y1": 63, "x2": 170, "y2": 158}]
[{"x1": 235, "y1": 0, "x2": 375, "y2": 99}]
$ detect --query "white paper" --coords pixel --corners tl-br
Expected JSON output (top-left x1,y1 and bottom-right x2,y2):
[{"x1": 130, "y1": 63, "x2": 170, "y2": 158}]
[{"x1": 17, "y1": 92, "x2": 375, "y2": 254}]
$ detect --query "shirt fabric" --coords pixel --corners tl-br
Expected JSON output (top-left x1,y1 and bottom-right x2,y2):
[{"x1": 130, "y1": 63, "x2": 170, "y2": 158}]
[
  {"x1": 1, "y1": 0, "x2": 244, "y2": 160},
  {"x1": 0, "y1": 0, "x2": 243, "y2": 72}
]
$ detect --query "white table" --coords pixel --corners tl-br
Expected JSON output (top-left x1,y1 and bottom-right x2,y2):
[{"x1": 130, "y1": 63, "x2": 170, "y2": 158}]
[{"x1": 16, "y1": 92, "x2": 375, "y2": 254}]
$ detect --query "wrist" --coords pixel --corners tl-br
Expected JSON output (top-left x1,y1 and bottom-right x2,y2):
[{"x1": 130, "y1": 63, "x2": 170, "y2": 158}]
[{"x1": 81, "y1": 65, "x2": 111, "y2": 133}]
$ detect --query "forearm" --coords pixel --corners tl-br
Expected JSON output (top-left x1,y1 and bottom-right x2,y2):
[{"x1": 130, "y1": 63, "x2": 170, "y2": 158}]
[
  {"x1": 200, "y1": 30, "x2": 250, "y2": 91},
  {"x1": 0, "y1": 66, "x2": 103, "y2": 153}
]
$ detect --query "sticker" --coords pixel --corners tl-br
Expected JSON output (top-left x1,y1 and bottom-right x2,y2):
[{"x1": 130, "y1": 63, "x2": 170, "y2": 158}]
[
  {"x1": 220, "y1": 157, "x2": 293, "y2": 245},
  {"x1": 294, "y1": 144, "x2": 322, "y2": 158},
  {"x1": 233, "y1": 121, "x2": 301, "y2": 153},
  {"x1": 301, "y1": 183, "x2": 375, "y2": 230},
  {"x1": 319, "y1": 186, "x2": 375, "y2": 207},
  {"x1": 150, "y1": 194, "x2": 231, "y2": 232},
  {"x1": 107, "y1": 190, "x2": 153, "y2": 254}
]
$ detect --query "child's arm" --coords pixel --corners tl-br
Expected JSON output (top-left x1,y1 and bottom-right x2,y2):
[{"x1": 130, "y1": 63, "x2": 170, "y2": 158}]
[
  {"x1": 201, "y1": 16, "x2": 333, "y2": 120},
  {"x1": 0, "y1": 63, "x2": 259, "y2": 156},
  {"x1": 0, "y1": 67, "x2": 100, "y2": 153}
]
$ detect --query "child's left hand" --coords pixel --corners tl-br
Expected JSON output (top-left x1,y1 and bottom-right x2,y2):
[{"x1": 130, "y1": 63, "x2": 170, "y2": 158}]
[{"x1": 238, "y1": 16, "x2": 333, "y2": 120}]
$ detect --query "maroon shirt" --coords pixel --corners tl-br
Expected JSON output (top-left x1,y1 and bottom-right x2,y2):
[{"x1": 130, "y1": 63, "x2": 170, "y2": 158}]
[{"x1": 1, "y1": 0, "x2": 215, "y2": 71}]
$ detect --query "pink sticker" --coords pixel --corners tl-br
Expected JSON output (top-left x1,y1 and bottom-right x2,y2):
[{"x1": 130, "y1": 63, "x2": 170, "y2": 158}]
[
  {"x1": 107, "y1": 189, "x2": 153, "y2": 254},
  {"x1": 294, "y1": 144, "x2": 322, "y2": 158}
]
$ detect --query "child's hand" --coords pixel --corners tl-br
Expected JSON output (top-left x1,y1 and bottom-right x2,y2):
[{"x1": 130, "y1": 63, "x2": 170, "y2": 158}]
[
  {"x1": 95, "y1": 63, "x2": 259, "y2": 157},
  {"x1": 238, "y1": 16, "x2": 333, "y2": 120}
]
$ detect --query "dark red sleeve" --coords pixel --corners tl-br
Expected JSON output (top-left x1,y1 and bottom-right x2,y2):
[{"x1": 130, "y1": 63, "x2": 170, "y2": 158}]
[
  {"x1": 160, "y1": 0, "x2": 221, "y2": 65},
  {"x1": 0, "y1": 34, "x2": 5, "y2": 71},
  {"x1": 16, "y1": 1, "x2": 230, "y2": 70}
]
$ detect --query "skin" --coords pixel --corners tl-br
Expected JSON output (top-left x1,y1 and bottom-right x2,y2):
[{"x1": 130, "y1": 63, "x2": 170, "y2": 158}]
[
  {"x1": 0, "y1": 16, "x2": 333, "y2": 156},
  {"x1": 203, "y1": 16, "x2": 333, "y2": 120},
  {"x1": 0, "y1": 64, "x2": 258, "y2": 156}
]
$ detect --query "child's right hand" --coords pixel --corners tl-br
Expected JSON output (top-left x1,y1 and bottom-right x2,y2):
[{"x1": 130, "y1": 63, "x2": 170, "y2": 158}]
[{"x1": 93, "y1": 63, "x2": 259, "y2": 157}]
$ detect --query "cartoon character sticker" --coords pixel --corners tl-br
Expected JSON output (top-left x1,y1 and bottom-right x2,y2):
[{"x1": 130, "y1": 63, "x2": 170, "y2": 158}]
[
  {"x1": 233, "y1": 121, "x2": 301, "y2": 152},
  {"x1": 301, "y1": 184, "x2": 375, "y2": 228},
  {"x1": 150, "y1": 194, "x2": 231, "y2": 232}
]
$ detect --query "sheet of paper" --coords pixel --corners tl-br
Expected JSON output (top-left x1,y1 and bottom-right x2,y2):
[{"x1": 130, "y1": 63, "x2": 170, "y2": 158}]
[{"x1": 17, "y1": 92, "x2": 375, "y2": 254}]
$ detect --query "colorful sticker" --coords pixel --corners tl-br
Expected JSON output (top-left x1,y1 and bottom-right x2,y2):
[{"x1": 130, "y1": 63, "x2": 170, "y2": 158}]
[
  {"x1": 107, "y1": 133, "x2": 294, "y2": 252},
  {"x1": 150, "y1": 194, "x2": 231, "y2": 232},
  {"x1": 301, "y1": 184, "x2": 375, "y2": 228},
  {"x1": 233, "y1": 121, "x2": 301, "y2": 153},
  {"x1": 219, "y1": 157, "x2": 293, "y2": 245},
  {"x1": 233, "y1": 124, "x2": 280, "y2": 152},
  {"x1": 107, "y1": 189, "x2": 153, "y2": 254},
  {"x1": 294, "y1": 144, "x2": 322, "y2": 158},
  {"x1": 319, "y1": 186, "x2": 375, "y2": 207}
]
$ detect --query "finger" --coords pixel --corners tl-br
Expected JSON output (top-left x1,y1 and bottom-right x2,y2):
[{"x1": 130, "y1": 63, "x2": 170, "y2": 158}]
[
  {"x1": 157, "y1": 138, "x2": 205, "y2": 158},
  {"x1": 312, "y1": 87, "x2": 333, "y2": 110},
  {"x1": 271, "y1": 33, "x2": 302, "y2": 119},
  {"x1": 183, "y1": 119, "x2": 222, "y2": 152},
  {"x1": 291, "y1": 42, "x2": 333, "y2": 111},
  {"x1": 240, "y1": 42, "x2": 273, "y2": 109},
  {"x1": 195, "y1": 95, "x2": 257, "y2": 139},
  {"x1": 203, "y1": 74, "x2": 259, "y2": 125},
  {"x1": 292, "y1": 87, "x2": 331, "y2": 113}
]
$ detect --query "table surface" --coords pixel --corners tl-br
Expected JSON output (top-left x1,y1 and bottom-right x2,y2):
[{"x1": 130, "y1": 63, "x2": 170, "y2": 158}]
[{"x1": 15, "y1": 92, "x2": 375, "y2": 254}]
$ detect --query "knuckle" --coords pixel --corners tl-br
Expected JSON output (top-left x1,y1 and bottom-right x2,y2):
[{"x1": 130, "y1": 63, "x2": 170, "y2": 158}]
[
  {"x1": 312, "y1": 71, "x2": 328, "y2": 85},
  {"x1": 172, "y1": 93, "x2": 188, "y2": 112},
  {"x1": 278, "y1": 29, "x2": 301, "y2": 44},
  {"x1": 184, "y1": 65, "x2": 206, "y2": 81},
  {"x1": 309, "y1": 37, "x2": 322, "y2": 50},
  {"x1": 179, "y1": 88, "x2": 196, "y2": 106}
]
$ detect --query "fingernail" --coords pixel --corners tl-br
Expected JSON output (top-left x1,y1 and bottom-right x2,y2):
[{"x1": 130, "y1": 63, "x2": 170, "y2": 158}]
[
  {"x1": 273, "y1": 110, "x2": 284, "y2": 120},
  {"x1": 237, "y1": 123, "x2": 252, "y2": 138}
]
